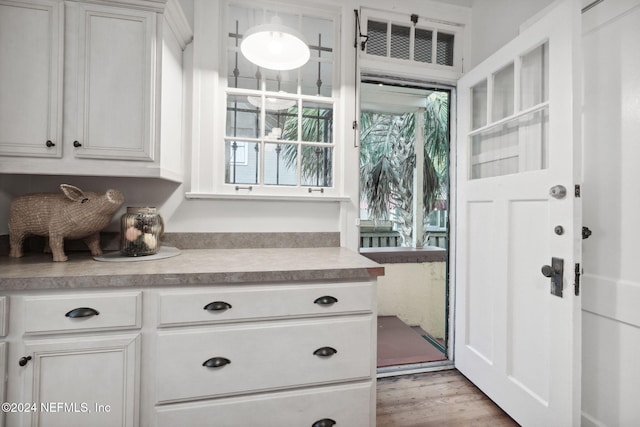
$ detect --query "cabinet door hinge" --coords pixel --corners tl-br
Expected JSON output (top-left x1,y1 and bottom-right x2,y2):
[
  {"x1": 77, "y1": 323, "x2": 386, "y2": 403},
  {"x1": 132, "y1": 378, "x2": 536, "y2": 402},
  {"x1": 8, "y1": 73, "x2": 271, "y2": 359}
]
[
  {"x1": 574, "y1": 263, "x2": 581, "y2": 296},
  {"x1": 575, "y1": 185, "x2": 581, "y2": 197}
]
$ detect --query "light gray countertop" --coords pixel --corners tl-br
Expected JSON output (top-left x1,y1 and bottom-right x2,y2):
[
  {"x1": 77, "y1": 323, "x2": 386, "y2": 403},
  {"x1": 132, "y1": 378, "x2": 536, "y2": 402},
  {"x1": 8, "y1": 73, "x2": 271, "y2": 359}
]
[{"x1": 0, "y1": 247, "x2": 384, "y2": 291}]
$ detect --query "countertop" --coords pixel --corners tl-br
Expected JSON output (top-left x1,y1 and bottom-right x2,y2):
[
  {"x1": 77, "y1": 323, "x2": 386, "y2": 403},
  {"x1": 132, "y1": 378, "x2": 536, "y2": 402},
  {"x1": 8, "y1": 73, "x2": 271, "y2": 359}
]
[{"x1": 0, "y1": 247, "x2": 384, "y2": 291}]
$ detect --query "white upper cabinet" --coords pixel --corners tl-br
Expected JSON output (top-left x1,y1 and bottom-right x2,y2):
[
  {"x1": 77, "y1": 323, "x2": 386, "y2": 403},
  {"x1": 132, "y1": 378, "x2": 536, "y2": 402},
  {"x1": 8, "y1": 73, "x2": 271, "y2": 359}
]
[
  {"x1": 66, "y1": 2, "x2": 156, "y2": 161},
  {"x1": 0, "y1": 0, "x2": 192, "y2": 182},
  {"x1": 0, "y1": 0, "x2": 63, "y2": 158}
]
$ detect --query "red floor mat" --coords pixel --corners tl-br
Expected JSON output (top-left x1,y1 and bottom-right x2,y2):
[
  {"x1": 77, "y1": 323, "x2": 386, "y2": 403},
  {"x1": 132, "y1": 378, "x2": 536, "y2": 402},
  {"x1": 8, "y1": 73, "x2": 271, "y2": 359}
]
[{"x1": 377, "y1": 315, "x2": 447, "y2": 367}]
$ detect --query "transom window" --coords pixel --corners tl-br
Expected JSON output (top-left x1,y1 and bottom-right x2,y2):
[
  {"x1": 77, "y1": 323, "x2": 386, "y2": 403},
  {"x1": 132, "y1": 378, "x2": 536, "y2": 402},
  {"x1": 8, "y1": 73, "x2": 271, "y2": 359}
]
[
  {"x1": 360, "y1": 8, "x2": 463, "y2": 73},
  {"x1": 225, "y1": 3, "x2": 336, "y2": 191}
]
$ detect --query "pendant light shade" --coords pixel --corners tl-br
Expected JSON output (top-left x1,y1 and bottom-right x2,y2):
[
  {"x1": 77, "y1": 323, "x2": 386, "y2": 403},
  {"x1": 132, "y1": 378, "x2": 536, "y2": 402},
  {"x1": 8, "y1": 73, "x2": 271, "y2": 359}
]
[
  {"x1": 240, "y1": 16, "x2": 310, "y2": 71},
  {"x1": 247, "y1": 94, "x2": 296, "y2": 111}
]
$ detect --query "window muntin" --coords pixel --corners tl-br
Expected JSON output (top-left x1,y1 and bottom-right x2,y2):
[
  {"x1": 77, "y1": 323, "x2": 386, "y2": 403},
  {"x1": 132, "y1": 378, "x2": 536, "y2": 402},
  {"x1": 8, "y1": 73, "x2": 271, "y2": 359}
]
[
  {"x1": 468, "y1": 42, "x2": 550, "y2": 180},
  {"x1": 225, "y1": 3, "x2": 336, "y2": 190},
  {"x1": 364, "y1": 17, "x2": 459, "y2": 69}
]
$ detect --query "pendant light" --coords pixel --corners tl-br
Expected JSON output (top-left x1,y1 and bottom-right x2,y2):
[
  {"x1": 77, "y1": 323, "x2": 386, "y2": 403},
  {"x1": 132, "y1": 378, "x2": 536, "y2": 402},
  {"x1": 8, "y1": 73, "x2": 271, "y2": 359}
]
[
  {"x1": 240, "y1": 16, "x2": 311, "y2": 71},
  {"x1": 247, "y1": 95, "x2": 296, "y2": 111}
]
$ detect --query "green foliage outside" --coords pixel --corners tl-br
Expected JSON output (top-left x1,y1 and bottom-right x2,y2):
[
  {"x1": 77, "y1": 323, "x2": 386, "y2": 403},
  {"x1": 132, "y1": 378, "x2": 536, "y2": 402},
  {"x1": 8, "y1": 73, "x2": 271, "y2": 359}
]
[
  {"x1": 276, "y1": 91, "x2": 449, "y2": 247},
  {"x1": 359, "y1": 91, "x2": 449, "y2": 246}
]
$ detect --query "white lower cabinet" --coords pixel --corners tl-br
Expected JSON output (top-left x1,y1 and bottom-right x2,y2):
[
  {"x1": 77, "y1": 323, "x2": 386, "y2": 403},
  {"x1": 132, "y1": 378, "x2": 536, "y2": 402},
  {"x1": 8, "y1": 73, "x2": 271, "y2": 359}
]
[
  {"x1": 3, "y1": 291, "x2": 142, "y2": 427},
  {"x1": 16, "y1": 334, "x2": 140, "y2": 427},
  {"x1": 156, "y1": 317, "x2": 372, "y2": 402},
  {"x1": 0, "y1": 341, "x2": 6, "y2": 427},
  {"x1": 2, "y1": 279, "x2": 377, "y2": 426},
  {"x1": 154, "y1": 281, "x2": 377, "y2": 426},
  {"x1": 156, "y1": 382, "x2": 373, "y2": 427}
]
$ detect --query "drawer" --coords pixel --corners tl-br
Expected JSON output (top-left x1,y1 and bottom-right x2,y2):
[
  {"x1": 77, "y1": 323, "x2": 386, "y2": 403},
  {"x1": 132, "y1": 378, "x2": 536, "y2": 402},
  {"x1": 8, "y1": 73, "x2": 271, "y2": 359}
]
[
  {"x1": 0, "y1": 296, "x2": 7, "y2": 337},
  {"x1": 22, "y1": 291, "x2": 142, "y2": 334},
  {"x1": 158, "y1": 281, "x2": 374, "y2": 326},
  {"x1": 155, "y1": 316, "x2": 373, "y2": 403},
  {"x1": 156, "y1": 382, "x2": 374, "y2": 427}
]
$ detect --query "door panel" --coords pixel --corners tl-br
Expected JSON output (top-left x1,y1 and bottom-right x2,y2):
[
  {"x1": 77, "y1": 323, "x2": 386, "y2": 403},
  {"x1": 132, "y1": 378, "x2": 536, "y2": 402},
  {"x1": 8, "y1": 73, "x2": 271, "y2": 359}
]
[{"x1": 455, "y1": 0, "x2": 582, "y2": 425}]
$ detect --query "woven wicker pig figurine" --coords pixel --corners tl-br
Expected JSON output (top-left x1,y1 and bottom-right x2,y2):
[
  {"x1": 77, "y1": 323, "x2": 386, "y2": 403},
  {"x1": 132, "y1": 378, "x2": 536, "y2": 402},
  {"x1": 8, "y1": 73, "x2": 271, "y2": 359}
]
[{"x1": 8, "y1": 184, "x2": 124, "y2": 262}]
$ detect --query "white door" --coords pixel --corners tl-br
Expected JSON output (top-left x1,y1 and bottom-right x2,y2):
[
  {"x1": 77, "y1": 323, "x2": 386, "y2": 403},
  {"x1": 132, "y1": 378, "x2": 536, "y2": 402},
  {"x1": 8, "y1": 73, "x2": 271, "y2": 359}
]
[{"x1": 454, "y1": 0, "x2": 582, "y2": 426}]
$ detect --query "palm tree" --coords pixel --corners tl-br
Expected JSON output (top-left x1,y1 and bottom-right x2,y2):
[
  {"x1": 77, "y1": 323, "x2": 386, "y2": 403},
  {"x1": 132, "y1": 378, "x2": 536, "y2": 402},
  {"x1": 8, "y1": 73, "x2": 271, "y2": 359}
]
[
  {"x1": 280, "y1": 107, "x2": 333, "y2": 186},
  {"x1": 360, "y1": 91, "x2": 449, "y2": 246},
  {"x1": 275, "y1": 90, "x2": 449, "y2": 247}
]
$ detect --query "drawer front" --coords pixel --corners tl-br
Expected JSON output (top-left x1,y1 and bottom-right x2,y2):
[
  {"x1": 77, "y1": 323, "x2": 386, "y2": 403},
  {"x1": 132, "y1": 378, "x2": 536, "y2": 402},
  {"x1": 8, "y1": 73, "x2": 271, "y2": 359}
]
[
  {"x1": 158, "y1": 281, "x2": 374, "y2": 326},
  {"x1": 156, "y1": 382, "x2": 374, "y2": 427},
  {"x1": 155, "y1": 316, "x2": 373, "y2": 403},
  {"x1": 23, "y1": 291, "x2": 142, "y2": 334}
]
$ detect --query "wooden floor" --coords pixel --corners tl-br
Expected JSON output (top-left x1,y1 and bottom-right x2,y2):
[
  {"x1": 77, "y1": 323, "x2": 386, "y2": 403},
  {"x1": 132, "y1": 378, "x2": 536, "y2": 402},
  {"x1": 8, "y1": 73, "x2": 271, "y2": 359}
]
[{"x1": 377, "y1": 369, "x2": 520, "y2": 427}]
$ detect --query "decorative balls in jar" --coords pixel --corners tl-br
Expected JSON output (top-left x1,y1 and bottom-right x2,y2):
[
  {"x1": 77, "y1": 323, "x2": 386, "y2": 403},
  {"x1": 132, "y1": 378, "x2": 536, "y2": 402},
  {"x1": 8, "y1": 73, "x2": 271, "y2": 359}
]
[{"x1": 120, "y1": 207, "x2": 163, "y2": 256}]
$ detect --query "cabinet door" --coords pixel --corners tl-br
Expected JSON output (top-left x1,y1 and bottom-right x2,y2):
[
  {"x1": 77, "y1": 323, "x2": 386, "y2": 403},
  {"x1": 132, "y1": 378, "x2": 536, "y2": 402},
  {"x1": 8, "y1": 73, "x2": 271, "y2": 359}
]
[
  {"x1": 0, "y1": 0, "x2": 63, "y2": 158},
  {"x1": 12, "y1": 334, "x2": 140, "y2": 427},
  {"x1": 66, "y1": 2, "x2": 156, "y2": 160},
  {"x1": 0, "y1": 342, "x2": 6, "y2": 427}
]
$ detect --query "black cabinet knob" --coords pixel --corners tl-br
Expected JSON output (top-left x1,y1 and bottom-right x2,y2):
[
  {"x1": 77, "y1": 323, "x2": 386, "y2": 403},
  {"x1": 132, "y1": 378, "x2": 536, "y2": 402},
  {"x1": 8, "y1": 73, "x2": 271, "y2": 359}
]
[
  {"x1": 45, "y1": 140, "x2": 55, "y2": 147},
  {"x1": 19, "y1": 356, "x2": 32, "y2": 367},
  {"x1": 65, "y1": 307, "x2": 100, "y2": 318},
  {"x1": 314, "y1": 296, "x2": 338, "y2": 306},
  {"x1": 73, "y1": 140, "x2": 82, "y2": 148},
  {"x1": 312, "y1": 419, "x2": 336, "y2": 427},
  {"x1": 203, "y1": 301, "x2": 232, "y2": 311},
  {"x1": 202, "y1": 357, "x2": 231, "y2": 368},
  {"x1": 313, "y1": 346, "x2": 338, "y2": 357}
]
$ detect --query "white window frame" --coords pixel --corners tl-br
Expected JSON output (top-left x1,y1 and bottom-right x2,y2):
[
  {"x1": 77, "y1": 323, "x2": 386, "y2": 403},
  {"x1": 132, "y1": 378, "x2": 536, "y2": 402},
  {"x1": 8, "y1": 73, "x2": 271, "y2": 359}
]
[
  {"x1": 187, "y1": 0, "x2": 346, "y2": 201},
  {"x1": 359, "y1": 7, "x2": 466, "y2": 85}
]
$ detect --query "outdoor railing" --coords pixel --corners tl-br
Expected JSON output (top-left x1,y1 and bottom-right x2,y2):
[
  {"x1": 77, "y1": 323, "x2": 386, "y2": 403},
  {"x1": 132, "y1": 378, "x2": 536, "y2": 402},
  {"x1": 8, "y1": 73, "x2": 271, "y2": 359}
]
[{"x1": 359, "y1": 230, "x2": 448, "y2": 250}]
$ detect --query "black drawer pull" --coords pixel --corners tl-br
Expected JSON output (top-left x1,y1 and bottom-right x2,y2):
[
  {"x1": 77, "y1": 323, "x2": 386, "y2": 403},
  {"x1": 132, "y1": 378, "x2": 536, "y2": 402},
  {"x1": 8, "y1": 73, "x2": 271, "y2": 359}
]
[
  {"x1": 65, "y1": 307, "x2": 100, "y2": 318},
  {"x1": 202, "y1": 357, "x2": 231, "y2": 368},
  {"x1": 314, "y1": 296, "x2": 338, "y2": 306},
  {"x1": 73, "y1": 140, "x2": 82, "y2": 148},
  {"x1": 45, "y1": 140, "x2": 55, "y2": 148},
  {"x1": 312, "y1": 418, "x2": 336, "y2": 427},
  {"x1": 203, "y1": 301, "x2": 232, "y2": 311},
  {"x1": 313, "y1": 346, "x2": 337, "y2": 357},
  {"x1": 18, "y1": 356, "x2": 32, "y2": 367}
]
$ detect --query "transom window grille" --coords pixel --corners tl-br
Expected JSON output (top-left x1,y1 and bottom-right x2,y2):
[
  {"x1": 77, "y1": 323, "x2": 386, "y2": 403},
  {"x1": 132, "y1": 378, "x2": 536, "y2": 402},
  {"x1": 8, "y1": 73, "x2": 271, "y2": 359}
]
[
  {"x1": 225, "y1": 3, "x2": 336, "y2": 189},
  {"x1": 468, "y1": 42, "x2": 549, "y2": 180},
  {"x1": 364, "y1": 16, "x2": 458, "y2": 68}
]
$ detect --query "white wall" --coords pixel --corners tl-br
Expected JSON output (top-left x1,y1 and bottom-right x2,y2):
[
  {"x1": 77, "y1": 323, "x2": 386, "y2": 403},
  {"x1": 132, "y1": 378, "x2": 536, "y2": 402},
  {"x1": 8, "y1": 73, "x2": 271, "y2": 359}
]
[
  {"x1": 468, "y1": 0, "x2": 555, "y2": 69},
  {"x1": 377, "y1": 262, "x2": 447, "y2": 339}
]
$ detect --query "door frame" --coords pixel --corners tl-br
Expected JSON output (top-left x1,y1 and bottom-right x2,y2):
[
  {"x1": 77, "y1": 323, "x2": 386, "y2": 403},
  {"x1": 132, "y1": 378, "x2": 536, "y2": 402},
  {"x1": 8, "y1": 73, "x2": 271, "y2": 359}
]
[{"x1": 358, "y1": 74, "x2": 458, "y2": 373}]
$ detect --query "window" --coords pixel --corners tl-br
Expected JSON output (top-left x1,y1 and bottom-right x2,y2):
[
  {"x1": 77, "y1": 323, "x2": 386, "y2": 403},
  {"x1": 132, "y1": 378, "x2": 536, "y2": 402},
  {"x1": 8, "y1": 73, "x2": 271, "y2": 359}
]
[
  {"x1": 363, "y1": 13, "x2": 460, "y2": 70},
  {"x1": 469, "y1": 43, "x2": 549, "y2": 180},
  {"x1": 224, "y1": 3, "x2": 337, "y2": 194}
]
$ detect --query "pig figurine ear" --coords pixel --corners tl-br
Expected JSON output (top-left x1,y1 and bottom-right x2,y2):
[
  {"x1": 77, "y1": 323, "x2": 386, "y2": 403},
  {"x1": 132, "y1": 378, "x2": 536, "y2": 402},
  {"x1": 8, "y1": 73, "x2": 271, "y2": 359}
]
[{"x1": 60, "y1": 184, "x2": 88, "y2": 203}]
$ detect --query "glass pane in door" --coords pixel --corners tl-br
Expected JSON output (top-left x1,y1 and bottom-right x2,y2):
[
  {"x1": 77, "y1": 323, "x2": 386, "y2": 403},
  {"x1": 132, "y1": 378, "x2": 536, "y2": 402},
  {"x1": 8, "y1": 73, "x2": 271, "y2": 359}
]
[
  {"x1": 471, "y1": 79, "x2": 488, "y2": 130},
  {"x1": 492, "y1": 63, "x2": 514, "y2": 121},
  {"x1": 521, "y1": 43, "x2": 549, "y2": 110},
  {"x1": 470, "y1": 107, "x2": 548, "y2": 179}
]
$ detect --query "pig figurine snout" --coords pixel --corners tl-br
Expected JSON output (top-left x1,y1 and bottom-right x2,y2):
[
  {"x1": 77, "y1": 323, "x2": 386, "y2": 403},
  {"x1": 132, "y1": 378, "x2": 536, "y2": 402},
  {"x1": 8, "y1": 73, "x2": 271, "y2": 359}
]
[{"x1": 8, "y1": 184, "x2": 124, "y2": 262}]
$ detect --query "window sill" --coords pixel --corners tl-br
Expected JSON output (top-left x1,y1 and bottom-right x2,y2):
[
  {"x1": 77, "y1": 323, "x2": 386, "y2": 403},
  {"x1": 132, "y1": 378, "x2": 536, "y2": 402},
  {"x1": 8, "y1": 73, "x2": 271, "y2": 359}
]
[{"x1": 185, "y1": 192, "x2": 351, "y2": 203}]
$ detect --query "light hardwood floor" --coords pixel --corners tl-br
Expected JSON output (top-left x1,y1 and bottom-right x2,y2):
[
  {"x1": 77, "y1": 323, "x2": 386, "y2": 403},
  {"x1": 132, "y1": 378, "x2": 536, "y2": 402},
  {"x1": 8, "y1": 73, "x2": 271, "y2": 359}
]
[{"x1": 377, "y1": 369, "x2": 520, "y2": 426}]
